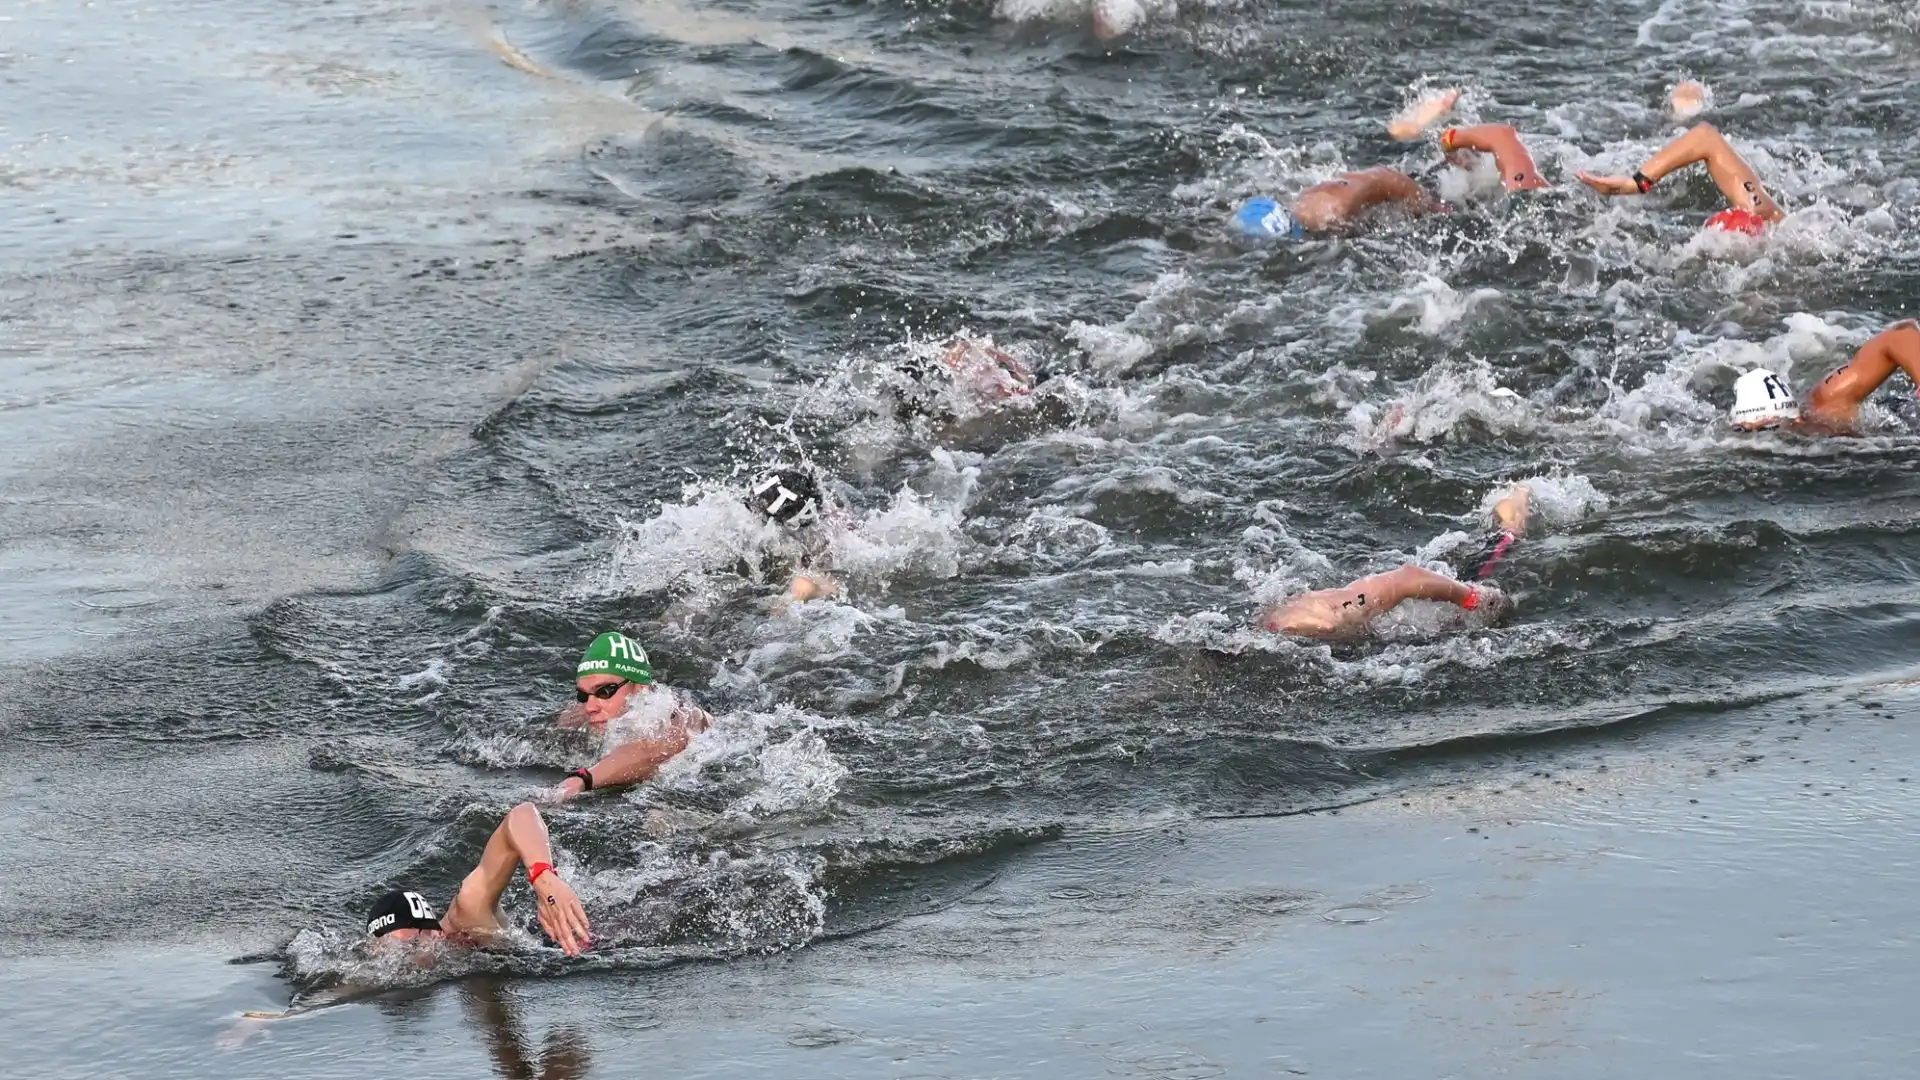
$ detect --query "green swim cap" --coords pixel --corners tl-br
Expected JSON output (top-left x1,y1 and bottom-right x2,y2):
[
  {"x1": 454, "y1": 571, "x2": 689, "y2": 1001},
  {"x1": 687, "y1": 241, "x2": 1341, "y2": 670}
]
[{"x1": 576, "y1": 631, "x2": 653, "y2": 685}]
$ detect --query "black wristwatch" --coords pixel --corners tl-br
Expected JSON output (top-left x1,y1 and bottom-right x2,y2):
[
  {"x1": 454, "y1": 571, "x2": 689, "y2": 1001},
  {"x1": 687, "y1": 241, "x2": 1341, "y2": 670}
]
[{"x1": 569, "y1": 767, "x2": 594, "y2": 792}]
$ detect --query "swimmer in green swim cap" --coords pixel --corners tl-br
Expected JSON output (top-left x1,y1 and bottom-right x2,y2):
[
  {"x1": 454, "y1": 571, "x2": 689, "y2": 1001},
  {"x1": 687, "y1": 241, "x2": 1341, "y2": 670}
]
[{"x1": 552, "y1": 631, "x2": 711, "y2": 803}]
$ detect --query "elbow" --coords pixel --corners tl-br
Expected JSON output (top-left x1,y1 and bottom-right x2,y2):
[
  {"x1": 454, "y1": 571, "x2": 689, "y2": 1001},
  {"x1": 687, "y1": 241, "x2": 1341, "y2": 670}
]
[{"x1": 1689, "y1": 121, "x2": 1719, "y2": 137}]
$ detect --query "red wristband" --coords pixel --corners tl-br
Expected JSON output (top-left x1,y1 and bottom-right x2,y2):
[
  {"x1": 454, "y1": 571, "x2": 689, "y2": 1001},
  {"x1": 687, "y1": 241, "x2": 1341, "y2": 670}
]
[
  {"x1": 528, "y1": 862, "x2": 554, "y2": 885},
  {"x1": 1439, "y1": 127, "x2": 1458, "y2": 153},
  {"x1": 1459, "y1": 587, "x2": 1480, "y2": 611}
]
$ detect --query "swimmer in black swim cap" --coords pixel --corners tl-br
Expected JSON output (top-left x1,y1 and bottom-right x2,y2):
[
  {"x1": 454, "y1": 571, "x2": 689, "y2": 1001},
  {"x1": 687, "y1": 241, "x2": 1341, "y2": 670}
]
[
  {"x1": 749, "y1": 468, "x2": 823, "y2": 525},
  {"x1": 748, "y1": 467, "x2": 840, "y2": 603},
  {"x1": 364, "y1": 802, "x2": 590, "y2": 956}
]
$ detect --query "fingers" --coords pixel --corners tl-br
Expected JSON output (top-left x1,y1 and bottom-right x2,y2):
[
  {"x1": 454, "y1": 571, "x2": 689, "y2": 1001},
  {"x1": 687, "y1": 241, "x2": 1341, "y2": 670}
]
[
  {"x1": 566, "y1": 900, "x2": 592, "y2": 951},
  {"x1": 1574, "y1": 171, "x2": 1620, "y2": 194},
  {"x1": 538, "y1": 905, "x2": 584, "y2": 957},
  {"x1": 535, "y1": 892, "x2": 593, "y2": 956}
]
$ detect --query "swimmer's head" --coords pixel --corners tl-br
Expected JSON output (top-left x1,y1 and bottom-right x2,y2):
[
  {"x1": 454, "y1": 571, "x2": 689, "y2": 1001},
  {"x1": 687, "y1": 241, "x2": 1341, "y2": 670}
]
[
  {"x1": 366, "y1": 889, "x2": 442, "y2": 943},
  {"x1": 1231, "y1": 196, "x2": 1304, "y2": 242},
  {"x1": 1704, "y1": 207, "x2": 1768, "y2": 237},
  {"x1": 749, "y1": 469, "x2": 822, "y2": 525},
  {"x1": 1729, "y1": 369, "x2": 1800, "y2": 430}
]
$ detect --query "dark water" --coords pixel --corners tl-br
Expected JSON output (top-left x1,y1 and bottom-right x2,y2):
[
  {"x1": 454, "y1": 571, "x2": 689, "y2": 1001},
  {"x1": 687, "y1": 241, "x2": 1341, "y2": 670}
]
[{"x1": 4, "y1": 0, "x2": 1920, "y2": 1072}]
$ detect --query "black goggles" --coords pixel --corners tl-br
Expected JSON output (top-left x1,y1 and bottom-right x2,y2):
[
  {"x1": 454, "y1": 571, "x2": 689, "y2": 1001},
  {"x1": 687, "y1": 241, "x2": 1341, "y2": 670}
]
[{"x1": 576, "y1": 679, "x2": 629, "y2": 703}]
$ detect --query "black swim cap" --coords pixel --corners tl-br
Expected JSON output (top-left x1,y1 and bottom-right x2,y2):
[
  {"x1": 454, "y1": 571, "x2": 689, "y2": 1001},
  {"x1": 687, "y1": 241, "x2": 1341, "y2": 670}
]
[
  {"x1": 366, "y1": 889, "x2": 441, "y2": 937},
  {"x1": 748, "y1": 469, "x2": 821, "y2": 524}
]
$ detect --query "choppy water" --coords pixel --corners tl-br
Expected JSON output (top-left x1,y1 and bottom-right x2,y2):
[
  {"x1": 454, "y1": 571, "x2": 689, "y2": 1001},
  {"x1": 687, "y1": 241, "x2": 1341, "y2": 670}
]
[{"x1": 4, "y1": 0, "x2": 1920, "y2": 1061}]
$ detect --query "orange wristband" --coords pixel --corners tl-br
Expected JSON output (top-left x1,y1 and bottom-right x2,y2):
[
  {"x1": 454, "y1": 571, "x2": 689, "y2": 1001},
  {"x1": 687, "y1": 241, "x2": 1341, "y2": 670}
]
[
  {"x1": 528, "y1": 862, "x2": 554, "y2": 885},
  {"x1": 1459, "y1": 587, "x2": 1480, "y2": 611},
  {"x1": 1440, "y1": 127, "x2": 1458, "y2": 153}
]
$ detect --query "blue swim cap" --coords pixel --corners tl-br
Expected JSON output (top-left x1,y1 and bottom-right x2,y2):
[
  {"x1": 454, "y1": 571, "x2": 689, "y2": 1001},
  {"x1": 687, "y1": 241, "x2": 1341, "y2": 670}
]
[{"x1": 1230, "y1": 196, "x2": 1304, "y2": 241}]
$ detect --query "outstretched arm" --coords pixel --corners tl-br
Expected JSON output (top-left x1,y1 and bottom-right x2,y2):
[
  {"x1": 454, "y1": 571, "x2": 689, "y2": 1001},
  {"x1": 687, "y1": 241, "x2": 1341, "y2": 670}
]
[
  {"x1": 1360, "y1": 564, "x2": 1476, "y2": 606},
  {"x1": 1387, "y1": 87, "x2": 1462, "y2": 141},
  {"x1": 552, "y1": 705, "x2": 709, "y2": 802},
  {"x1": 443, "y1": 803, "x2": 591, "y2": 955},
  {"x1": 1261, "y1": 564, "x2": 1483, "y2": 638},
  {"x1": 1576, "y1": 123, "x2": 1781, "y2": 220},
  {"x1": 1439, "y1": 125, "x2": 1549, "y2": 190},
  {"x1": 1806, "y1": 319, "x2": 1920, "y2": 427}
]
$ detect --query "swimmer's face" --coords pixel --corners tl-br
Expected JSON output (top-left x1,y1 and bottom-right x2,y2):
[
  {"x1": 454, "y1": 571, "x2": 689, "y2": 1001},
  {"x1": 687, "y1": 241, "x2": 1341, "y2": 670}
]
[
  {"x1": 369, "y1": 927, "x2": 449, "y2": 968},
  {"x1": 373, "y1": 927, "x2": 441, "y2": 946},
  {"x1": 575, "y1": 674, "x2": 642, "y2": 726}
]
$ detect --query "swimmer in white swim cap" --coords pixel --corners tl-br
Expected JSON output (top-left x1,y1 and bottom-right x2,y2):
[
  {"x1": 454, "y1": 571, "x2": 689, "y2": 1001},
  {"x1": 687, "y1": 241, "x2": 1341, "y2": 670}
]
[{"x1": 1728, "y1": 320, "x2": 1920, "y2": 434}]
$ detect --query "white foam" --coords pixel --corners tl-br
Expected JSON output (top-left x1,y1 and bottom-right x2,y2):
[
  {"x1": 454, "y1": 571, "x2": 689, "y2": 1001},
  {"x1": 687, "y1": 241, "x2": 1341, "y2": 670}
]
[
  {"x1": 1472, "y1": 474, "x2": 1610, "y2": 529},
  {"x1": 601, "y1": 485, "x2": 789, "y2": 598},
  {"x1": 993, "y1": 0, "x2": 1178, "y2": 34},
  {"x1": 1374, "y1": 273, "x2": 1504, "y2": 337}
]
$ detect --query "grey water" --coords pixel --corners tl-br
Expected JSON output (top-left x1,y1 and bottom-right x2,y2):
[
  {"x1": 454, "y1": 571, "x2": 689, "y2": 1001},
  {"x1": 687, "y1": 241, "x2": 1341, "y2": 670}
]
[{"x1": 4, "y1": 0, "x2": 1920, "y2": 1075}]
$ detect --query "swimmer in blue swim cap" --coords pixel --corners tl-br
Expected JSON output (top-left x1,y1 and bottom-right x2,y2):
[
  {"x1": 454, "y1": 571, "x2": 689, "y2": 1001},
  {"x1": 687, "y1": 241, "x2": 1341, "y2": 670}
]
[
  {"x1": 1233, "y1": 87, "x2": 1560, "y2": 240},
  {"x1": 1232, "y1": 168, "x2": 1438, "y2": 240},
  {"x1": 1231, "y1": 196, "x2": 1305, "y2": 241}
]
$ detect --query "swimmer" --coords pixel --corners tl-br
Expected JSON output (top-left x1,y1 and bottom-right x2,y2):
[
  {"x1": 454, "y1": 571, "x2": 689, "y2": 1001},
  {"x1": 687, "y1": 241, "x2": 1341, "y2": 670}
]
[
  {"x1": 365, "y1": 801, "x2": 591, "y2": 956},
  {"x1": 554, "y1": 631, "x2": 711, "y2": 802},
  {"x1": 1234, "y1": 89, "x2": 1550, "y2": 238},
  {"x1": 748, "y1": 467, "x2": 841, "y2": 603},
  {"x1": 1728, "y1": 320, "x2": 1920, "y2": 435},
  {"x1": 1234, "y1": 169, "x2": 1438, "y2": 239},
  {"x1": 1388, "y1": 87, "x2": 1549, "y2": 191},
  {"x1": 1259, "y1": 485, "x2": 1531, "y2": 640},
  {"x1": 891, "y1": 335, "x2": 1044, "y2": 426},
  {"x1": 1575, "y1": 122, "x2": 1782, "y2": 235},
  {"x1": 939, "y1": 336, "x2": 1034, "y2": 402}
]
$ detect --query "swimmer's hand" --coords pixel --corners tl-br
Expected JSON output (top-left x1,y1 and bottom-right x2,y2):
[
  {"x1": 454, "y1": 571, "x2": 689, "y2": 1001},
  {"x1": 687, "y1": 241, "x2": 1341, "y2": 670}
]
[
  {"x1": 1387, "y1": 87, "x2": 1462, "y2": 141},
  {"x1": 532, "y1": 873, "x2": 592, "y2": 957},
  {"x1": 789, "y1": 573, "x2": 839, "y2": 603},
  {"x1": 1575, "y1": 171, "x2": 1641, "y2": 197}
]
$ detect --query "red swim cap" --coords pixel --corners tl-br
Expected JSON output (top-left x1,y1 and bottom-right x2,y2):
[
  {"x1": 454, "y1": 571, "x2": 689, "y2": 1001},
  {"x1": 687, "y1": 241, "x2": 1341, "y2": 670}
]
[{"x1": 1704, "y1": 208, "x2": 1768, "y2": 236}]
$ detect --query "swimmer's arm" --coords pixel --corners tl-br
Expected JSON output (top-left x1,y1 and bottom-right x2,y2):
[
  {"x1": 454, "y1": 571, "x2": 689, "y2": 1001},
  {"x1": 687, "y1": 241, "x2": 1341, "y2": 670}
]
[
  {"x1": 553, "y1": 725, "x2": 695, "y2": 802},
  {"x1": 1364, "y1": 565, "x2": 1475, "y2": 608},
  {"x1": 1438, "y1": 125, "x2": 1548, "y2": 191},
  {"x1": 1387, "y1": 87, "x2": 1461, "y2": 141},
  {"x1": 444, "y1": 802, "x2": 590, "y2": 955},
  {"x1": 1576, "y1": 124, "x2": 1776, "y2": 215},
  {"x1": 1347, "y1": 167, "x2": 1439, "y2": 213}
]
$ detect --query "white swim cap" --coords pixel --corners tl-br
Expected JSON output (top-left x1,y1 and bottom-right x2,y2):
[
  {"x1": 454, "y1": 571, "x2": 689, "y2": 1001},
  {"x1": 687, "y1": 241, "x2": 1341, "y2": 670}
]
[{"x1": 1729, "y1": 369, "x2": 1799, "y2": 429}]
